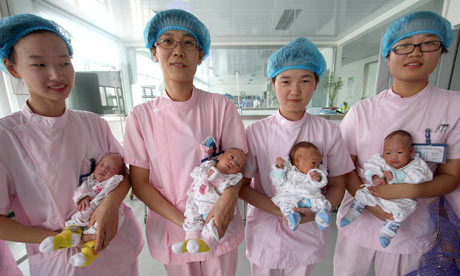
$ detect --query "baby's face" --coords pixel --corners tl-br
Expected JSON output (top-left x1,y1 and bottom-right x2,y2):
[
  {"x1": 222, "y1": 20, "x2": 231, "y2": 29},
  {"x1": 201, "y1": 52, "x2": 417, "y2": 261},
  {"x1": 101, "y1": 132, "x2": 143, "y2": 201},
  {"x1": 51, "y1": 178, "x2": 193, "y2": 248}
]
[
  {"x1": 383, "y1": 135, "x2": 413, "y2": 169},
  {"x1": 94, "y1": 155, "x2": 123, "y2": 182},
  {"x1": 293, "y1": 147, "x2": 322, "y2": 174},
  {"x1": 216, "y1": 149, "x2": 246, "y2": 175}
]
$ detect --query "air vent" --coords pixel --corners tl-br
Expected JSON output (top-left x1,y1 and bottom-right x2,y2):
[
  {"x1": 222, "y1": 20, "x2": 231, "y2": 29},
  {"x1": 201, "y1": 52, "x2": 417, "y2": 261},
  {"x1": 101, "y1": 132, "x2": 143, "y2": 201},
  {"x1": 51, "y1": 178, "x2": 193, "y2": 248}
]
[{"x1": 275, "y1": 9, "x2": 302, "y2": 30}]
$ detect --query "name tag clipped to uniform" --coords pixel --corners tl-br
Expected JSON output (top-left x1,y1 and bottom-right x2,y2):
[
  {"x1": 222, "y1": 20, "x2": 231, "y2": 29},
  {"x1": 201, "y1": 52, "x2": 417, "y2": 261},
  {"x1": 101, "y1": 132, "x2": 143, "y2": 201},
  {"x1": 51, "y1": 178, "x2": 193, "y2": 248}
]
[{"x1": 412, "y1": 128, "x2": 447, "y2": 164}]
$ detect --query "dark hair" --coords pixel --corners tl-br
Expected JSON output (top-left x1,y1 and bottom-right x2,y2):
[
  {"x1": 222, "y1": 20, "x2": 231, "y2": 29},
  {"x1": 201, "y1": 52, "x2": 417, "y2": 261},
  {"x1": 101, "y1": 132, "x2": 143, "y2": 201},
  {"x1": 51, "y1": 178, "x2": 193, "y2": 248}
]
[
  {"x1": 289, "y1": 141, "x2": 320, "y2": 164},
  {"x1": 384, "y1": 130, "x2": 412, "y2": 147},
  {"x1": 101, "y1": 153, "x2": 126, "y2": 175}
]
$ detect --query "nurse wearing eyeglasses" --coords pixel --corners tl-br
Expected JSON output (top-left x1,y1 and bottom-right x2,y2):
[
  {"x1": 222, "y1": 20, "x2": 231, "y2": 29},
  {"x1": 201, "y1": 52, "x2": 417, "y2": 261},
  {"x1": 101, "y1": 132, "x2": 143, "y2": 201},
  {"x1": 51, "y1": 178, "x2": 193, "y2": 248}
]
[
  {"x1": 334, "y1": 11, "x2": 460, "y2": 276},
  {"x1": 123, "y1": 9, "x2": 247, "y2": 276}
]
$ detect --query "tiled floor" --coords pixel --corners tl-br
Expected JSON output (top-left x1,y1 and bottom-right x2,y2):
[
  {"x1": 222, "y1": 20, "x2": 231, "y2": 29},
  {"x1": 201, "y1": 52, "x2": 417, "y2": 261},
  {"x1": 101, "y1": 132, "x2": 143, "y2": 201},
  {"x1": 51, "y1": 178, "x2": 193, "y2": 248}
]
[{"x1": 9, "y1": 197, "x2": 375, "y2": 276}]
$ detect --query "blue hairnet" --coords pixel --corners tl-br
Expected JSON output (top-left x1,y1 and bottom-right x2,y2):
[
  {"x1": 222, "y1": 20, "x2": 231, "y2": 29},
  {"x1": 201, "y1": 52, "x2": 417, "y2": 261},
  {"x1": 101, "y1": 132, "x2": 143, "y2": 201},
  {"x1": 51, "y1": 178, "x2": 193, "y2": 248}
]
[
  {"x1": 382, "y1": 11, "x2": 453, "y2": 60},
  {"x1": 0, "y1": 13, "x2": 73, "y2": 72},
  {"x1": 267, "y1": 37, "x2": 326, "y2": 79},
  {"x1": 144, "y1": 9, "x2": 211, "y2": 59}
]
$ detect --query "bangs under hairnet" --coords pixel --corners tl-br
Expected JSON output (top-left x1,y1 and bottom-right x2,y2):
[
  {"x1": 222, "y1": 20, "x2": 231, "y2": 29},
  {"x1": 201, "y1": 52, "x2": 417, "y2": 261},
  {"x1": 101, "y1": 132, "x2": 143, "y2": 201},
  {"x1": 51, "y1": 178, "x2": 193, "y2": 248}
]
[
  {"x1": 144, "y1": 9, "x2": 211, "y2": 59},
  {"x1": 382, "y1": 11, "x2": 453, "y2": 60},
  {"x1": 267, "y1": 37, "x2": 326, "y2": 79},
  {"x1": 0, "y1": 13, "x2": 73, "y2": 72}
]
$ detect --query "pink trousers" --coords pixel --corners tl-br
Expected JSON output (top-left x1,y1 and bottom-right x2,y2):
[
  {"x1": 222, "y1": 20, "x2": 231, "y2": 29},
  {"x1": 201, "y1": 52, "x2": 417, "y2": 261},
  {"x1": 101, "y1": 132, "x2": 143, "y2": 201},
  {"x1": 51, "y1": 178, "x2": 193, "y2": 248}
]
[
  {"x1": 333, "y1": 232, "x2": 422, "y2": 276},
  {"x1": 164, "y1": 247, "x2": 238, "y2": 276},
  {"x1": 251, "y1": 262, "x2": 315, "y2": 276}
]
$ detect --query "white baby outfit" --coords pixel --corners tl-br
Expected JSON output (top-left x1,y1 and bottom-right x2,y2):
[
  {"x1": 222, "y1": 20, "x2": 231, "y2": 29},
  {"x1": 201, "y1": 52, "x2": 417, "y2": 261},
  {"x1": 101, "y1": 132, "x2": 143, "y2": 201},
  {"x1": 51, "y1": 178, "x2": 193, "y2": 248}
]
[
  {"x1": 356, "y1": 154, "x2": 432, "y2": 222},
  {"x1": 178, "y1": 160, "x2": 242, "y2": 253},
  {"x1": 341, "y1": 154, "x2": 433, "y2": 247},
  {"x1": 67, "y1": 173, "x2": 125, "y2": 232},
  {"x1": 270, "y1": 158, "x2": 331, "y2": 230}
]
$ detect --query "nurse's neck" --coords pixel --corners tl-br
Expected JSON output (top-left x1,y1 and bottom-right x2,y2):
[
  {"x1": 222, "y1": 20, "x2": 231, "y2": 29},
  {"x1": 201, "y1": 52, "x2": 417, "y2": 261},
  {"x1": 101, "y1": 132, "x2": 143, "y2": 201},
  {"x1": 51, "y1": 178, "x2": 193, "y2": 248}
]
[
  {"x1": 391, "y1": 78, "x2": 429, "y2": 98},
  {"x1": 27, "y1": 98, "x2": 66, "y2": 117},
  {"x1": 165, "y1": 81, "x2": 193, "y2": 102},
  {"x1": 280, "y1": 109, "x2": 305, "y2": 121}
]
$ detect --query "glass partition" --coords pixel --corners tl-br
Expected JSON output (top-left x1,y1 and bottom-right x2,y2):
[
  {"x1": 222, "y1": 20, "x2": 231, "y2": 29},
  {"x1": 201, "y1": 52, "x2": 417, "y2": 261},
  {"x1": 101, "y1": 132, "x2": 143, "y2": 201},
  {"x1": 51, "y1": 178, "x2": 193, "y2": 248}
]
[{"x1": 133, "y1": 45, "x2": 334, "y2": 116}]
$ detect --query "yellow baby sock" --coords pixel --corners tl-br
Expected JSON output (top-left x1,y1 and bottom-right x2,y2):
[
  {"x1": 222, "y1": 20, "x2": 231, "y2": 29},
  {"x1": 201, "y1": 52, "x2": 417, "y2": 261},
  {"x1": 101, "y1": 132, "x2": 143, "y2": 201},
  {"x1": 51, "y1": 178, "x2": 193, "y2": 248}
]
[
  {"x1": 70, "y1": 240, "x2": 99, "y2": 267},
  {"x1": 186, "y1": 239, "x2": 210, "y2": 253},
  {"x1": 39, "y1": 225, "x2": 83, "y2": 253}
]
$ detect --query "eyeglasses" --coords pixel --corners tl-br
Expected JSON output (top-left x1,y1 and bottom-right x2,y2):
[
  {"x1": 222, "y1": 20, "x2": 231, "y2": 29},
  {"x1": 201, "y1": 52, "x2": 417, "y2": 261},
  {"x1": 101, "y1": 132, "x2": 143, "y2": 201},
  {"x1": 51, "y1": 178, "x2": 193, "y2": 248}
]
[
  {"x1": 154, "y1": 38, "x2": 199, "y2": 50},
  {"x1": 391, "y1": 41, "x2": 442, "y2": 55}
]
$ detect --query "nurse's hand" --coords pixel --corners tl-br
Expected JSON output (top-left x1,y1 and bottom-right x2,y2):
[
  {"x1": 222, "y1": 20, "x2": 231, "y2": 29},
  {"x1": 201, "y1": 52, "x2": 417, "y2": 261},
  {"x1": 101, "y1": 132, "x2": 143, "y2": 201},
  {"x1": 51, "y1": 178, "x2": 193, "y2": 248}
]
[
  {"x1": 85, "y1": 199, "x2": 119, "y2": 254},
  {"x1": 368, "y1": 183, "x2": 409, "y2": 199},
  {"x1": 365, "y1": 205, "x2": 394, "y2": 221},
  {"x1": 205, "y1": 202, "x2": 234, "y2": 238},
  {"x1": 292, "y1": 207, "x2": 315, "y2": 224},
  {"x1": 205, "y1": 191, "x2": 238, "y2": 238}
]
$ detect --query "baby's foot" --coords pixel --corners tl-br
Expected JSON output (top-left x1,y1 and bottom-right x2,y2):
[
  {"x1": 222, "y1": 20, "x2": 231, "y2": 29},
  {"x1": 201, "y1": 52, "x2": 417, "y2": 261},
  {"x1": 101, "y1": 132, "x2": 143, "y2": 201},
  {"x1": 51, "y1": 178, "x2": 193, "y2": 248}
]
[
  {"x1": 298, "y1": 198, "x2": 312, "y2": 208},
  {"x1": 379, "y1": 220, "x2": 400, "y2": 248},
  {"x1": 39, "y1": 225, "x2": 82, "y2": 253},
  {"x1": 186, "y1": 239, "x2": 210, "y2": 253},
  {"x1": 70, "y1": 240, "x2": 98, "y2": 267},
  {"x1": 171, "y1": 241, "x2": 186, "y2": 255},
  {"x1": 286, "y1": 212, "x2": 301, "y2": 231},
  {"x1": 316, "y1": 210, "x2": 331, "y2": 230},
  {"x1": 340, "y1": 201, "x2": 365, "y2": 227}
]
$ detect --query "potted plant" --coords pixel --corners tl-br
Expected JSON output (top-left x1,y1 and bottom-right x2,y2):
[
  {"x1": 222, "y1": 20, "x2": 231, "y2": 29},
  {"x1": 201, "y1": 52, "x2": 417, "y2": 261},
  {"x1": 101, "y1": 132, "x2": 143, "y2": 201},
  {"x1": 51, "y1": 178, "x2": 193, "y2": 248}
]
[{"x1": 322, "y1": 75, "x2": 344, "y2": 108}]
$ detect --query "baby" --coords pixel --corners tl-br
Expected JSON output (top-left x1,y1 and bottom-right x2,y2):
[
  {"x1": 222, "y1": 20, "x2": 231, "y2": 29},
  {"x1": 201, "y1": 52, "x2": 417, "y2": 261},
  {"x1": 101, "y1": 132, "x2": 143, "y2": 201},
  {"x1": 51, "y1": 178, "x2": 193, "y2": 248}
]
[
  {"x1": 39, "y1": 153, "x2": 125, "y2": 266},
  {"x1": 340, "y1": 130, "x2": 433, "y2": 248},
  {"x1": 271, "y1": 142, "x2": 331, "y2": 231},
  {"x1": 172, "y1": 137, "x2": 246, "y2": 255}
]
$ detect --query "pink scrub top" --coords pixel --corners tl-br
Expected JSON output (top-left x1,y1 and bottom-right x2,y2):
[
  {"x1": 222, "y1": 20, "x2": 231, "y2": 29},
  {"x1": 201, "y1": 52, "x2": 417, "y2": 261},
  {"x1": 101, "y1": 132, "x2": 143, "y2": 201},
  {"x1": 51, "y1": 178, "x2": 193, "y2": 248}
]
[
  {"x1": 123, "y1": 87, "x2": 248, "y2": 265},
  {"x1": 338, "y1": 85, "x2": 460, "y2": 253},
  {"x1": 0, "y1": 104, "x2": 144, "y2": 275},
  {"x1": 0, "y1": 239, "x2": 22, "y2": 276},
  {"x1": 243, "y1": 111, "x2": 354, "y2": 269}
]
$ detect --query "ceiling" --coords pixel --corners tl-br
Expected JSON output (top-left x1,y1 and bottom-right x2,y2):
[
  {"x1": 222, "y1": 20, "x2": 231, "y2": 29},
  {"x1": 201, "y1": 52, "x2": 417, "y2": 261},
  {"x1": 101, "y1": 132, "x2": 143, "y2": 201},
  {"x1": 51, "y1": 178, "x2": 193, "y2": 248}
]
[
  {"x1": 37, "y1": 0, "x2": 438, "y2": 45},
  {"x1": 32, "y1": 0, "x2": 443, "y2": 78}
]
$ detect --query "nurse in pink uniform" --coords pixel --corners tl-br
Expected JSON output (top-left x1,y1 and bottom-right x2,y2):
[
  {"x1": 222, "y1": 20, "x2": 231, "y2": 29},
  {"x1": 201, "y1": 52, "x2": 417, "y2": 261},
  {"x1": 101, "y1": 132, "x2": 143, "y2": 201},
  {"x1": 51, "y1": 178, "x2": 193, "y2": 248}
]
[
  {"x1": 123, "y1": 9, "x2": 247, "y2": 276},
  {"x1": 333, "y1": 11, "x2": 460, "y2": 276},
  {"x1": 0, "y1": 14, "x2": 143, "y2": 275},
  {"x1": 240, "y1": 37, "x2": 354, "y2": 276},
  {"x1": 0, "y1": 240, "x2": 22, "y2": 276}
]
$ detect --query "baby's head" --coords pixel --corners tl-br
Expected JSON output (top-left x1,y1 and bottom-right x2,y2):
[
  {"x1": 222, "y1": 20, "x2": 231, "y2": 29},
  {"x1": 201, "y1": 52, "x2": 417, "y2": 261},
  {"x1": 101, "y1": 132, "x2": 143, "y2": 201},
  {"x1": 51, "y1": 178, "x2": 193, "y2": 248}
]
[
  {"x1": 290, "y1": 142, "x2": 322, "y2": 174},
  {"x1": 215, "y1": 148, "x2": 246, "y2": 175},
  {"x1": 94, "y1": 153, "x2": 125, "y2": 182},
  {"x1": 383, "y1": 130, "x2": 414, "y2": 169}
]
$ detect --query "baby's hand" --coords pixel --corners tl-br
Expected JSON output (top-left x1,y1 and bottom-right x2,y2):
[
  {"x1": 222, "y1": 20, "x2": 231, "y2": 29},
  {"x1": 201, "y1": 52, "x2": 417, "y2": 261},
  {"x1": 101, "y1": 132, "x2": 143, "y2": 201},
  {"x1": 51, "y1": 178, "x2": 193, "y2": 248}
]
[
  {"x1": 372, "y1": 175, "x2": 387, "y2": 186},
  {"x1": 276, "y1": 157, "x2": 285, "y2": 169},
  {"x1": 383, "y1": 171, "x2": 393, "y2": 181},
  {"x1": 208, "y1": 169, "x2": 214, "y2": 177},
  {"x1": 77, "y1": 197, "x2": 91, "y2": 211},
  {"x1": 310, "y1": 171, "x2": 321, "y2": 182},
  {"x1": 207, "y1": 147, "x2": 215, "y2": 155}
]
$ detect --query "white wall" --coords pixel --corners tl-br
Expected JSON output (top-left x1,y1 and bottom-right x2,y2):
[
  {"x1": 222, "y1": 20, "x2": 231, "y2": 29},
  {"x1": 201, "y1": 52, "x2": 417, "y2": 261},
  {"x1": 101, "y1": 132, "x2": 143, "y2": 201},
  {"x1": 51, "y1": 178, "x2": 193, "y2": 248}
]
[
  {"x1": 444, "y1": 0, "x2": 460, "y2": 28},
  {"x1": 337, "y1": 55, "x2": 379, "y2": 107}
]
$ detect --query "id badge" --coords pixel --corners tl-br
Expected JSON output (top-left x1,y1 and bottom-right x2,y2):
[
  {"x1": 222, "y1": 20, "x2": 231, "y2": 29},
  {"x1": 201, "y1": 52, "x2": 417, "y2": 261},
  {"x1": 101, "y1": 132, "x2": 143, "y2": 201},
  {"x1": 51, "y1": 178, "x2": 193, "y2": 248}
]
[
  {"x1": 412, "y1": 143, "x2": 447, "y2": 164},
  {"x1": 412, "y1": 128, "x2": 447, "y2": 164}
]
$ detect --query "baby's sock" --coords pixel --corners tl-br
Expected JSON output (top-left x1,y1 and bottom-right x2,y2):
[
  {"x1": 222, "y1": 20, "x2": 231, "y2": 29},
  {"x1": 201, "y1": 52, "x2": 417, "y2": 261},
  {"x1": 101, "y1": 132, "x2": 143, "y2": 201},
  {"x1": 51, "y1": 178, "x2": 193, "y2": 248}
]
[
  {"x1": 39, "y1": 225, "x2": 82, "y2": 253},
  {"x1": 340, "y1": 200, "x2": 365, "y2": 227},
  {"x1": 171, "y1": 241, "x2": 187, "y2": 255},
  {"x1": 315, "y1": 210, "x2": 331, "y2": 230},
  {"x1": 186, "y1": 239, "x2": 210, "y2": 254},
  {"x1": 379, "y1": 220, "x2": 400, "y2": 248},
  {"x1": 286, "y1": 212, "x2": 301, "y2": 231},
  {"x1": 298, "y1": 198, "x2": 312, "y2": 208},
  {"x1": 70, "y1": 240, "x2": 98, "y2": 267}
]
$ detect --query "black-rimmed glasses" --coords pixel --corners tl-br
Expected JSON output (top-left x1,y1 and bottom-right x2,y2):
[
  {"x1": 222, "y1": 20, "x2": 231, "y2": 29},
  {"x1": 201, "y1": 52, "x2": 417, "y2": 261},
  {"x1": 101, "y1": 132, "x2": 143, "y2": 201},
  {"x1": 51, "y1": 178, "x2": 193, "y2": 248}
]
[{"x1": 391, "y1": 41, "x2": 442, "y2": 55}]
